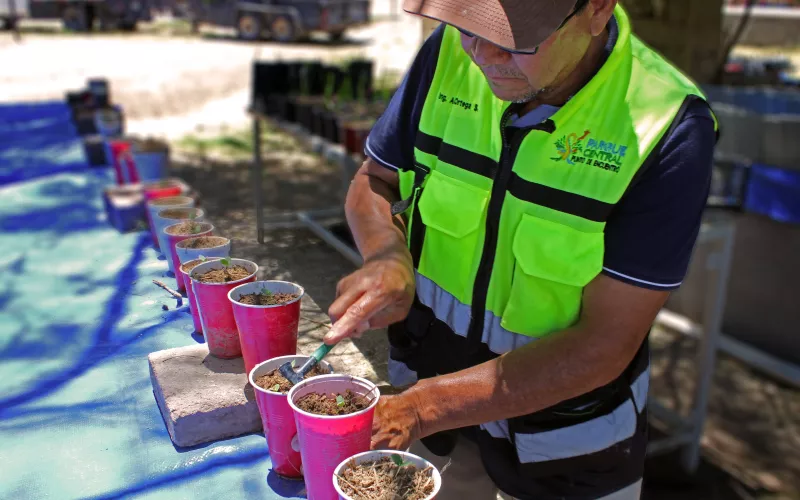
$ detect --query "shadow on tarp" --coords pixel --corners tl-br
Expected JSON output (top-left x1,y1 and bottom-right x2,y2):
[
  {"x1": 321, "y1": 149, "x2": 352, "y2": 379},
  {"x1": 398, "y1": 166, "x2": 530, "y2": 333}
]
[
  {"x1": 0, "y1": 233, "x2": 151, "y2": 413},
  {"x1": 0, "y1": 174, "x2": 109, "y2": 235},
  {"x1": 0, "y1": 100, "x2": 89, "y2": 186}
]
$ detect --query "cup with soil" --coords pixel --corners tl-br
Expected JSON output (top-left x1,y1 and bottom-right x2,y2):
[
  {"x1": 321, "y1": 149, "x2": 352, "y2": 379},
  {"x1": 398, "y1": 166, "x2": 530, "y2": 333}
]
[
  {"x1": 228, "y1": 281, "x2": 304, "y2": 375},
  {"x1": 189, "y1": 258, "x2": 258, "y2": 358},
  {"x1": 143, "y1": 178, "x2": 189, "y2": 201},
  {"x1": 131, "y1": 137, "x2": 170, "y2": 182},
  {"x1": 145, "y1": 195, "x2": 195, "y2": 250},
  {"x1": 288, "y1": 374, "x2": 380, "y2": 500},
  {"x1": 153, "y1": 208, "x2": 206, "y2": 273},
  {"x1": 249, "y1": 355, "x2": 334, "y2": 479},
  {"x1": 175, "y1": 235, "x2": 230, "y2": 292},
  {"x1": 164, "y1": 221, "x2": 214, "y2": 292},
  {"x1": 179, "y1": 257, "x2": 220, "y2": 335},
  {"x1": 333, "y1": 450, "x2": 442, "y2": 500}
]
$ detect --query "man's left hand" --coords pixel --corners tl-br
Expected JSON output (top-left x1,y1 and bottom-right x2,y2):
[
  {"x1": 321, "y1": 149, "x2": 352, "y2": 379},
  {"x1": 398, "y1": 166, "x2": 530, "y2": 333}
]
[{"x1": 370, "y1": 393, "x2": 424, "y2": 451}]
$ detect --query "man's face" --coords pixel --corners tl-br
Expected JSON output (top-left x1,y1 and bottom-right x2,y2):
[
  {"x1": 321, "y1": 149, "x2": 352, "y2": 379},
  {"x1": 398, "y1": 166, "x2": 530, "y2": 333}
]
[{"x1": 458, "y1": 7, "x2": 594, "y2": 102}]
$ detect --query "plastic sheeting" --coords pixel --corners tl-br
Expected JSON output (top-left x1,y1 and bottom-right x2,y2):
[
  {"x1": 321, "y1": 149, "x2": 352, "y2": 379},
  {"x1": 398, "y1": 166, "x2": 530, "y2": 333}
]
[{"x1": 0, "y1": 102, "x2": 305, "y2": 499}]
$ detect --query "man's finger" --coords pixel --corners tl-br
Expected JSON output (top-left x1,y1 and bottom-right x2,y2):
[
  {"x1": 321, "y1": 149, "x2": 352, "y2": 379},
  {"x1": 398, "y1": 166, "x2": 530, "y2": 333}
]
[
  {"x1": 327, "y1": 286, "x2": 366, "y2": 324},
  {"x1": 324, "y1": 293, "x2": 389, "y2": 344}
]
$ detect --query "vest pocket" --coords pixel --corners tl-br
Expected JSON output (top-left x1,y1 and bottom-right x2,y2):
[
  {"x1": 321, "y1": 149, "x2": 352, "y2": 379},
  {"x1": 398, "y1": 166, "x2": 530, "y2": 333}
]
[
  {"x1": 501, "y1": 214, "x2": 603, "y2": 336},
  {"x1": 416, "y1": 170, "x2": 489, "y2": 305}
]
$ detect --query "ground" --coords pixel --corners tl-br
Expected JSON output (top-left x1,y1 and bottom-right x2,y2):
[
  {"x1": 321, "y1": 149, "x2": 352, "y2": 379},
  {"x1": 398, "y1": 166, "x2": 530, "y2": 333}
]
[{"x1": 2, "y1": 9, "x2": 800, "y2": 500}]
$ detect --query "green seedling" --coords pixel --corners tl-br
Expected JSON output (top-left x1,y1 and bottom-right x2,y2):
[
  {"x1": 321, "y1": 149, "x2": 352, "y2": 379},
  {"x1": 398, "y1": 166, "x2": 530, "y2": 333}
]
[
  {"x1": 199, "y1": 255, "x2": 207, "y2": 262},
  {"x1": 189, "y1": 222, "x2": 203, "y2": 235},
  {"x1": 260, "y1": 286, "x2": 273, "y2": 297},
  {"x1": 336, "y1": 395, "x2": 346, "y2": 407},
  {"x1": 390, "y1": 454, "x2": 413, "y2": 467},
  {"x1": 220, "y1": 257, "x2": 232, "y2": 267},
  {"x1": 290, "y1": 359, "x2": 296, "y2": 368},
  {"x1": 271, "y1": 384, "x2": 281, "y2": 392}
]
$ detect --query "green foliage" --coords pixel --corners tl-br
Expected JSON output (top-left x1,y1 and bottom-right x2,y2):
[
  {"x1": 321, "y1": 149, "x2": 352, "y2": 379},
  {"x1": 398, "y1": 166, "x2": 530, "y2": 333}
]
[
  {"x1": 220, "y1": 257, "x2": 232, "y2": 267},
  {"x1": 260, "y1": 286, "x2": 272, "y2": 297},
  {"x1": 271, "y1": 384, "x2": 281, "y2": 392},
  {"x1": 335, "y1": 395, "x2": 346, "y2": 407},
  {"x1": 199, "y1": 255, "x2": 207, "y2": 262}
]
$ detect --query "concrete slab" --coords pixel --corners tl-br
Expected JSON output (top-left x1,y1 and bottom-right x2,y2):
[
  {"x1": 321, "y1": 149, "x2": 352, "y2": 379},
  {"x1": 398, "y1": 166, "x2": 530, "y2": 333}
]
[
  {"x1": 149, "y1": 343, "x2": 261, "y2": 448},
  {"x1": 149, "y1": 295, "x2": 383, "y2": 447}
]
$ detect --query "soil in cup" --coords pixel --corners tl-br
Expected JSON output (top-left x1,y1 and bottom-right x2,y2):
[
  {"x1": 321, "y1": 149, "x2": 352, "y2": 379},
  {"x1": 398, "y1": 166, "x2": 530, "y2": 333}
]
[
  {"x1": 195, "y1": 265, "x2": 252, "y2": 283},
  {"x1": 178, "y1": 236, "x2": 227, "y2": 249},
  {"x1": 295, "y1": 390, "x2": 370, "y2": 416},
  {"x1": 166, "y1": 221, "x2": 209, "y2": 236},
  {"x1": 159, "y1": 208, "x2": 198, "y2": 220},
  {"x1": 254, "y1": 365, "x2": 325, "y2": 394},
  {"x1": 180, "y1": 259, "x2": 206, "y2": 274},
  {"x1": 237, "y1": 291, "x2": 298, "y2": 306},
  {"x1": 337, "y1": 456, "x2": 435, "y2": 500}
]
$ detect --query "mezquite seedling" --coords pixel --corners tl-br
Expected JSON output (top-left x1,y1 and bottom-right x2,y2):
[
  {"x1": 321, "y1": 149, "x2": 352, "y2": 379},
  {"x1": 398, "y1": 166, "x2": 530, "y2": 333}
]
[
  {"x1": 220, "y1": 257, "x2": 232, "y2": 279},
  {"x1": 271, "y1": 384, "x2": 281, "y2": 392},
  {"x1": 390, "y1": 453, "x2": 413, "y2": 468},
  {"x1": 336, "y1": 395, "x2": 346, "y2": 407}
]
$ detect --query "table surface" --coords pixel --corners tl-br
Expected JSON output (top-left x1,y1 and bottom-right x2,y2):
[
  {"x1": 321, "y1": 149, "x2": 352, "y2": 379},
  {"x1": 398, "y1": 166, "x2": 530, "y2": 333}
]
[{"x1": 0, "y1": 102, "x2": 307, "y2": 500}]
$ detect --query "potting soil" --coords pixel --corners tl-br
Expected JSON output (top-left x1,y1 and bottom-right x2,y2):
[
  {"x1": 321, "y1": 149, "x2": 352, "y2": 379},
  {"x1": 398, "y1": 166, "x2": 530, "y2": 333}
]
[
  {"x1": 254, "y1": 366, "x2": 325, "y2": 394},
  {"x1": 0, "y1": 100, "x2": 308, "y2": 500},
  {"x1": 181, "y1": 259, "x2": 205, "y2": 273},
  {"x1": 179, "y1": 236, "x2": 227, "y2": 249},
  {"x1": 296, "y1": 390, "x2": 370, "y2": 416},
  {"x1": 238, "y1": 292, "x2": 298, "y2": 306},
  {"x1": 159, "y1": 208, "x2": 198, "y2": 220},
  {"x1": 196, "y1": 265, "x2": 252, "y2": 283},
  {"x1": 338, "y1": 457, "x2": 435, "y2": 500},
  {"x1": 166, "y1": 221, "x2": 209, "y2": 235}
]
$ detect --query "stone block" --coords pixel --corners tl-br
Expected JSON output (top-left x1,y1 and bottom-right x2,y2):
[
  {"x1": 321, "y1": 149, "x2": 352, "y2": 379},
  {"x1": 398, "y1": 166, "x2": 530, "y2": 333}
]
[{"x1": 149, "y1": 343, "x2": 261, "y2": 448}]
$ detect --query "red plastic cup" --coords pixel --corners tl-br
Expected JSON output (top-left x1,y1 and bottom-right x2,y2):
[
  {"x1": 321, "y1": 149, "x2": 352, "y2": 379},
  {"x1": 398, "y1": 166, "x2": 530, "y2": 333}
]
[
  {"x1": 189, "y1": 258, "x2": 258, "y2": 358},
  {"x1": 288, "y1": 375, "x2": 380, "y2": 500},
  {"x1": 164, "y1": 221, "x2": 214, "y2": 293},
  {"x1": 179, "y1": 257, "x2": 220, "y2": 335},
  {"x1": 143, "y1": 178, "x2": 189, "y2": 201},
  {"x1": 249, "y1": 355, "x2": 334, "y2": 479},
  {"x1": 228, "y1": 281, "x2": 304, "y2": 376},
  {"x1": 145, "y1": 195, "x2": 194, "y2": 251}
]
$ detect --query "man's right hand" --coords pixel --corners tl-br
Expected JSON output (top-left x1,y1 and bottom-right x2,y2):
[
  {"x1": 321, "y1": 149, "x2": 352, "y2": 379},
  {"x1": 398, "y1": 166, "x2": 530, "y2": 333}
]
[{"x1": 324, "y1": 243, "x2": 416, "y2": 345}]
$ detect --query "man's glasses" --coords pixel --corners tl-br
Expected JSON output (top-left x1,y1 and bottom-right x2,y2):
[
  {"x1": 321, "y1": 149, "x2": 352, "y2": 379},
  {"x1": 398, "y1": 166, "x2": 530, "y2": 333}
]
[{"x1": 456, "y1": 0, "x2": 590, "y2": 55}]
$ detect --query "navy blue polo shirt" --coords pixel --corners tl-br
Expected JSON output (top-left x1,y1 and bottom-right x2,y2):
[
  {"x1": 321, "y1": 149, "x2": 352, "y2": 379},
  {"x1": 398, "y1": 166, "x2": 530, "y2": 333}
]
[{"x1": 365, "y1": 22, "x2": 715, "y2": 290}]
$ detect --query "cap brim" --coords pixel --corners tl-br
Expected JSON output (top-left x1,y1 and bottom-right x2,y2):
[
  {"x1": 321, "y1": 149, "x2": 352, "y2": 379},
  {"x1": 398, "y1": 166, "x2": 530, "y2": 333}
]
[{"x1": 403, "y1": 0, "x2": 576, "y2": 52}]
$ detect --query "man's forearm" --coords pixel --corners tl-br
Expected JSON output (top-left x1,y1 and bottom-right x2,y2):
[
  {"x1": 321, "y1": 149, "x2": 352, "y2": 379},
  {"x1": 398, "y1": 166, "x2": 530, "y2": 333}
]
[
  {"x1": 406, "y1": 323, "x2": 625, "y2": 437},
  {"x1": 345, "y1": 161, "x2": 407, "y2": 262},
  {"x1": 405, "y1": 275, "x2": 666, "y2": 438}
]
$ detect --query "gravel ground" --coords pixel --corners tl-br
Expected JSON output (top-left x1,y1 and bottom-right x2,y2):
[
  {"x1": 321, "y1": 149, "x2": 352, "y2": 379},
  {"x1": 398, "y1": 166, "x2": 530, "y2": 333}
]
[{"x1": 0, "y1": 1, "x2": 420, "y2": 139}]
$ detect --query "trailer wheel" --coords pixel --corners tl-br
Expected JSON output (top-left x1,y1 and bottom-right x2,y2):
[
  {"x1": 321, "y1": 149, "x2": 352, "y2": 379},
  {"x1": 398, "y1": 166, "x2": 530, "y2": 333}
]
[
  {"x1": 237, "y1": 13, "x2": 262, "y2": 40},
  {"x1": 63, "y1": 6, "x2": 89, "y2": 32},
  {"x1": 270, "y1": 15, "x2": 296, "y2": 43}
]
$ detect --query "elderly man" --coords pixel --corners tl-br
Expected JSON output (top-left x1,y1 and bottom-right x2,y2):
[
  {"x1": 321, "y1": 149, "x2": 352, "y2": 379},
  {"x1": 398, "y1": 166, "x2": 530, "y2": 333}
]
[{"x1": 323, "y1": 0, "x2": 716, "y2": 498}]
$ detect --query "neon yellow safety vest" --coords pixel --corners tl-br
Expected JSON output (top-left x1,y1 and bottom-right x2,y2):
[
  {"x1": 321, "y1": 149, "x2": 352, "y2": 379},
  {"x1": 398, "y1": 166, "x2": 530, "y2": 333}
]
[{"x1": 397, "y1": 5, "x2": 714, "y2": 353}]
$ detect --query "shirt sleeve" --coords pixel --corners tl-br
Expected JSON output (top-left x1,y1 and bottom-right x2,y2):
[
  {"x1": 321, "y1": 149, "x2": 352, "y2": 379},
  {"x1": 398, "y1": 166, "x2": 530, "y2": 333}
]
[
  {"x1": 364, "y1": 25, "x2": 444, "y2": 171},
  {"x1": 601, "y1": 100, "x2": 716, "y2": 290}
]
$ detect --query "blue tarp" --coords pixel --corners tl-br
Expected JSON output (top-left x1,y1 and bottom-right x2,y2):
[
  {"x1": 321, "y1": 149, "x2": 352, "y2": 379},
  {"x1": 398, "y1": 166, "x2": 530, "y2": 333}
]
[{"x1": 0, "y1": 102, "x2": 303, "y2": 499}]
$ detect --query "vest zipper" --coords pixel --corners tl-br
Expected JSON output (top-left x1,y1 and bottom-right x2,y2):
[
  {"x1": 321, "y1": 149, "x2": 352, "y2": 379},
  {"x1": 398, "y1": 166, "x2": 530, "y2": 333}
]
[{"x1": 466, "y1": 112, "x2": 555, "y2": 346}]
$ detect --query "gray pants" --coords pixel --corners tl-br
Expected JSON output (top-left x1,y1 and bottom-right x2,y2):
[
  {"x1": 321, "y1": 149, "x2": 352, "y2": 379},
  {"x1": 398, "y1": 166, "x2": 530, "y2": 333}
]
[{"x1": 409, "y1": 439, "x2": 642, "y2": 500}]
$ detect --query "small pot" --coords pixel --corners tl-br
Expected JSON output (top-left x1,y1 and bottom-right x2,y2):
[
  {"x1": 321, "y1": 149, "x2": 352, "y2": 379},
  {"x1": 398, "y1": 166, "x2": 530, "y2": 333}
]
[
  {"x1": 175, "y1": 236, "x2": 231, "y2": 291},
  {"x1": 103, "y1": 185, "x2": 145, "y2": 233},
  {"x1": 333, "y1": 450, "x2": 442, "y2": 500},
  {"x1": 146, "y1": 195, "x2": 195, "y2": 250},
  {"x1": 179, "y1": 257, "x2": 221, "y2": 335},
  {"x1": 164, "y1": 221, "x2": 214, "y2": 292},
  {"x1": 190, "y1": 258, "x2": 258, "y2": 358},
  {"x1": 249, "y1": 355, "x2": 333, "y2": 478},
  {"x1": 153, "y1": 208, "x2": 206, "y2": 273},
  {"x1": 228, "y1": 281, "x2": 304, "y2": 375},
  {"x1": 143, "y1": 178, "x2": 188, "y2": 201},
  {"x1": 288, "y1": 375, "x2": 380, "y2": 500},
  {"x1": 108, "y1": 139, "x2": 136, "y2": 185}
]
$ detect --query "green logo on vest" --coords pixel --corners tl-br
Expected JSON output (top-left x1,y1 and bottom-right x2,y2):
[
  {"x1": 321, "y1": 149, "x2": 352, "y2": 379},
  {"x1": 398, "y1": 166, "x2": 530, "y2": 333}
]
[{"x1": 551, "y1": 131, "x2": 626, "y2": 173}]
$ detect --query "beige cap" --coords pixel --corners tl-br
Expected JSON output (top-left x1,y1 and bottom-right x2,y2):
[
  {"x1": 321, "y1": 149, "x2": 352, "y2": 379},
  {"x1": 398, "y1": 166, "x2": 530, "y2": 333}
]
[{"x1": 403, "y1": 0, "x2": 579, "y2": 52}]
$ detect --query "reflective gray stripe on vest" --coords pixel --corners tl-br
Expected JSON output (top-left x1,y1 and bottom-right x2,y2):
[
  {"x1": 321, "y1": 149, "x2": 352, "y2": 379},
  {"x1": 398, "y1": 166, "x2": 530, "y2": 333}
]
[
  {"x1": 507, "y1": 368, "x2": 649, "y2": 463},
  {"x1": 416, "y1": 272, "x2": 537, "y2": 354}
]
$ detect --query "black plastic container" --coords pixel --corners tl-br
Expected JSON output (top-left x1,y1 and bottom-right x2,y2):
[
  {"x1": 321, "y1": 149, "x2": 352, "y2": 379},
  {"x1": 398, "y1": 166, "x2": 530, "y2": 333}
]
[
  {"x1": 347, "y1": 60, "x2": 374, "y2": 101},
  {"x1": 88, "y1": 78, "x2": 110, "y2": 108}
]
